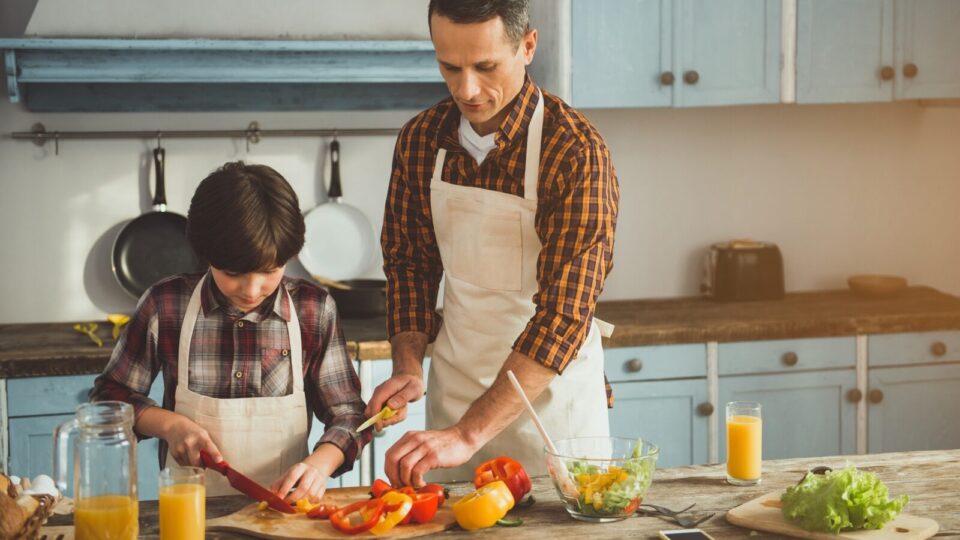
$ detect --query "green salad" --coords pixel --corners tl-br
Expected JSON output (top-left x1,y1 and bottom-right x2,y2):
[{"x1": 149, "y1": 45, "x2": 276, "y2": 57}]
[
  {"x1": 565, "y1": 438, "x2": 656, "y2": 516},
  {"x1": 781, "y1": 465, "x2": 909, "y2": 533}
]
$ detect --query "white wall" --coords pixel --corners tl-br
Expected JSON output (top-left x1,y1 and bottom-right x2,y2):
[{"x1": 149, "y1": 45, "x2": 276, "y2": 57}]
[{"x1": 1, "y1": 98, "x2": 959, "y2": 324}]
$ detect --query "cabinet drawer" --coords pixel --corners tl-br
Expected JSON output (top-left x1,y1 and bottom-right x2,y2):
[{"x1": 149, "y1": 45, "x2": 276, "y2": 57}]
[
  {"x1": 868, "y1": 331, "x2": 960, "y2": 367},
  {"x1": 7, "y1": 374, "x2": 98, "y2": 417},
  {"x1": 718, "y1": 337, "x2": 855, "y2": 376},
  {"x1": 604, "y1": 344, "x2": 706, "y2": 383}
]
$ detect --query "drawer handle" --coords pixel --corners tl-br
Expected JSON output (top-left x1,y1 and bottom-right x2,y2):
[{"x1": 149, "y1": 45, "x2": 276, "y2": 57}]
[
  {"x1": 696, "y1": 402, "x2": 714, "y2": 417},
  {"x1": 846, "y1": 388, "x2": 863, "y2": 403},
  {"x1": 781, "y1": 352, "x2": 799, "y2": 367},
  {"x1": 903, "y1": 63, "x2": 919, "y2": 79},
  {"x1": 659, "y1": 71, "x2": 675, "y2": 86},
  {"x1": 930, "y1": 341, "x2": 947, "y2": 357},
  {"x1": 880, "y1": 65, "x2": 895, "y2": 81},
  {"x1": 625, "y1": 358, "x2": 643, "y2": 373},
  {"x1": 869, "y1": 389, "x2": 884, "y2": 404},
  {"x1": 683, "y1": 70, "x2": 700, "y2": 85}
]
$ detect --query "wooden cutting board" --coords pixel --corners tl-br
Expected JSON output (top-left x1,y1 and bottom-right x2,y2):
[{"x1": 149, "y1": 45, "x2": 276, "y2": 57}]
[
  {"x1": 726, "y1": 491, "x2": 939, "y2": 539},
  {"x1": 206, "y1": 487, "x2": 458, "y2": 539}
]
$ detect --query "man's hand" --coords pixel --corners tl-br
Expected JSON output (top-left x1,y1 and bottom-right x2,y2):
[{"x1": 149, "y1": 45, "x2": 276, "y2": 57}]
[
  {"x1": 162, "y1": 413, "x2": 222, "y2": 467},
  {"x1": 384, "y1": 427, "x2": 478, "y2": 488},
  {"x1": 364, "y1": 374, "x2": 424, "y2": 430}
]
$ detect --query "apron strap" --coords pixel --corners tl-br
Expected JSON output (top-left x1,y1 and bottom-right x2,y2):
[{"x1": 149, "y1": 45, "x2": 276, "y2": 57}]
[
  {"x1": 432, "y1": 148, "x2": 447, "y2": 184},
  {"x1": 523, "y1": 90, "x2": 544, "y2": 203}
]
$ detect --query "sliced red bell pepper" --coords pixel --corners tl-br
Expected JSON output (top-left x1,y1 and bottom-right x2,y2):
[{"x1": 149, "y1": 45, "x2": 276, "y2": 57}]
[
  {"x1": 417, "y1": 483, "x2": 449, "y2": 506},
  {"x1": 474, "y1": 456, "x2": 532, "y2": 503},
  {"x1": 329, "y1": 499, "x2": 385, "y2": 534},
  {"x1": 370, "y1": 478, "x2": 393, "y2": 498},
  {"x1": 307, "y1": 503, "x2": 337, "y2": 519},
  {"x1": 399, "y1": 492, "x2": 439, "y2": 525}
]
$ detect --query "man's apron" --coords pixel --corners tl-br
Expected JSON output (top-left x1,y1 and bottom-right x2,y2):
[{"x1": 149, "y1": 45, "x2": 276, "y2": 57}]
[
  {"x1": 426, "y1": 90, "x2": 611, "y2": 482},
  {"x1": 168, "y1": 279, "x2": 309, "y2": 496}
]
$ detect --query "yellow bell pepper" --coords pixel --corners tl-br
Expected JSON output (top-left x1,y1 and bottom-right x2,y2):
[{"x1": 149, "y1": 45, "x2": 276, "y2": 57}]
[
  {"x1": 295, "y1": 498, "x2": 319, "y2": 514},
  {"x1": 452, "y1": 480, "x2": 515, "y2": 530},
  {"x1": 370, "y1": 490, "x2": 413, "y2": 535}
]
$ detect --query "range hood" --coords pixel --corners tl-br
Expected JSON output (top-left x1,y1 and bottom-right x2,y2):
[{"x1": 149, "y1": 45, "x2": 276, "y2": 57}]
[{"x1": 0, "y1": 0, "x2": 447, "y2": 111}]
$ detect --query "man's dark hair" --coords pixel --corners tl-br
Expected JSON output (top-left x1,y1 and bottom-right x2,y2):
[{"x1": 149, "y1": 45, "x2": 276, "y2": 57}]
[
  {"x1": 187, "y1": 161, "x2": 305, "y2": 273},
  {"x1": 428, "y1": 0, "x2": 530, "y2": 46}
]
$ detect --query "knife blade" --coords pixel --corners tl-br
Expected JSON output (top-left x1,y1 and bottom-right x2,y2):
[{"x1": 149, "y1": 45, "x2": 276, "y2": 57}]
[
  {"x1": 356, "y1": 405, "x2": 397, "y2": 432},
  {"x1": 199, "y1": 449, "x2": 296, "y2": 514}
]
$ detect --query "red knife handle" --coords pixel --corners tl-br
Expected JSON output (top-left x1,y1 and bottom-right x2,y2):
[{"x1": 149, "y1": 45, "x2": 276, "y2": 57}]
[{"x1": 200, "y1": 449, "x2": 229, "y2": 474}]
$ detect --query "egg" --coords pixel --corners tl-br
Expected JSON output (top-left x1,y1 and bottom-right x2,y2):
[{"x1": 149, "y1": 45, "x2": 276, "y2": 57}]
[{"x1": 24, "y1": 475, "x2": 58, "y2": 498}]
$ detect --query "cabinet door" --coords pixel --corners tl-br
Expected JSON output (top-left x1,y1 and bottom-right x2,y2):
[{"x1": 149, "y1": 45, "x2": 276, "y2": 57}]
[
  {"x1": 369, "y1": 359, "x2": 429, "y2": 482},
  {"x1": 137, "y1": 377, "x2": 165, "y2": 500},
  {"x1": 896, "y1": 0, "x2": 960, "y2": 99},
  {"x1": 868, "y1": 363, "x2": 960, "y2": 453},
  {"x1": 719, "y1": 370, "x2": 857, "y2": 462},
  {"x1": 609, "y1": 379, "x2": 709, "y2": 467},
  {"x1": 571, "y1": 0, "x2": 672, "y2": 107},
  {"x1": 797, "y1": 0, "x2": 895, "y2": 103},
  {"x1": 8, "y1": 414, "x2": 73, "y2": 495},
  {"x1": 675, "y1": 0, "x2": 781, "y2": 106}
]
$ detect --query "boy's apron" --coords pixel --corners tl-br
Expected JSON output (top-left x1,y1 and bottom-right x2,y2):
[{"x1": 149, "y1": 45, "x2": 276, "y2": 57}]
[
  {"x1": 426, "y1": 89, "x2": 611, "y2": 482},
  {"x1": 168, "y1": 279, "x2": 309, "y2": 496}
]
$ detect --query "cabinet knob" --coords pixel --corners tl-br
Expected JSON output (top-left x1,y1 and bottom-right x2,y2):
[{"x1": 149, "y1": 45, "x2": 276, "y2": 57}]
[
  {"x1": 683, "y1": 70, "x2": 699, "y2": 85},
  {"x1": 782, "y1": 352, "x2": 799, "y2": 367},
  {"x1": 625, "y1": 358, "x2": 644, "y2": 373},
  {"x1": 903, "y1": 63, "x2": 919, "y2": 79},
  {"x1": 846, "y1": 388, "x2": 863, "y2": 403},
  {"x1": 660, "y1": 71, "x2": 675, "y2": 86},
  {"x1": 869, "y1": 389, "x2": 884, "y2": 404},
  {"x1": 930, "y1": 341, "x2": 947, "y2": 357},
  {"x1": 696, "y1": 402, "x2": 714, "y2": 417},
  {"x1": 880, "y1": 66, "x2": 895, "y2": 81}
]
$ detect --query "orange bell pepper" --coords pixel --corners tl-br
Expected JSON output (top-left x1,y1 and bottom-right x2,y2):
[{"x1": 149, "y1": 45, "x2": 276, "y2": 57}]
[{"x1": 330, "y1": 499, "x2": 385, "y2": 534}]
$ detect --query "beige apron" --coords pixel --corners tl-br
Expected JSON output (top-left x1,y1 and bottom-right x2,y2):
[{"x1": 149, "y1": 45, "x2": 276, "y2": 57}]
[
  {"x1": 426, "y1": 90, "x2": 611, "y2": 482},
  {"x1": 169, "y1": 279, "x2": 309, "y2": 496}
]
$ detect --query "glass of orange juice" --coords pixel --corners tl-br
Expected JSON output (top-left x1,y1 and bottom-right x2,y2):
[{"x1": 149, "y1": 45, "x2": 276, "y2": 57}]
[
  {"x1": 159, "y1": 466, "x2": 205, "y2": 540},
  {"x1": 726, "y1": 401, "x2": 762, "y2": 486}
]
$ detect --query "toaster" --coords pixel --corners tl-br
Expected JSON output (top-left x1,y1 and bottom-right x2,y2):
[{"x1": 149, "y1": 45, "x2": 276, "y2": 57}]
[{"x1": 701, "y1": 240, "x2": 784, "y2": 301}]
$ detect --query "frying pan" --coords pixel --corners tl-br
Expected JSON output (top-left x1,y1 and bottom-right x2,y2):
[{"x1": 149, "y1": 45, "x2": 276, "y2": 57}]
[
  {"x1": 112, "y1": 147, "x2": 203, "y2": 299},
  {"x1": 299, "y1": 138, "x2": 376, "y2": 281}
]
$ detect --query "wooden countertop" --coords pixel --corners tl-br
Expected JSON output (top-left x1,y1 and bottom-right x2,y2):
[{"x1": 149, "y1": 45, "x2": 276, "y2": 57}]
[
  {"x1": 42, "y1": 449, "x2": 960, "y2": 538},
  {"x1": 4, "y1": 286, "x2": 960, "y2": 377}
]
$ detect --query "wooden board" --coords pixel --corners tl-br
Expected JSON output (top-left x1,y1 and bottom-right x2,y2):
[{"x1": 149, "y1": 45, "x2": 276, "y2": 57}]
[
  {"x1": 726, "y1": 491, "x2": 939, "y2": 539},
  {"x1": 206, "y1": 487, "x2": 458, "y2": 539}
]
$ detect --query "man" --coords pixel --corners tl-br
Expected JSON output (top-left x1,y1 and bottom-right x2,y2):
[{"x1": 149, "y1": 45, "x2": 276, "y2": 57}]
[{"x1": 367, "y1": 0, "x2": 619, "y2": 486}]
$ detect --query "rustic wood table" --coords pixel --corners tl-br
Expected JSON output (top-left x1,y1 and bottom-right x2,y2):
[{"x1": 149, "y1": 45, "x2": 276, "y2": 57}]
[{"x1": 43, "y1": 449, "x2": 960, "y2": 539}]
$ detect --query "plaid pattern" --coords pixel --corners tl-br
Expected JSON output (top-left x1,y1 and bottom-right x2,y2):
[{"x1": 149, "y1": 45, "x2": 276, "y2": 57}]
[
  {"x1": 91, "y1": 272, "x2": 370, "y2": 477},
  {"x1": 382, "y1": 75, "x2": 619, "y2": 406}
]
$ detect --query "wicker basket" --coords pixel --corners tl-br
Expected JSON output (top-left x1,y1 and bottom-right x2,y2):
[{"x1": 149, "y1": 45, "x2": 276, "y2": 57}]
[{"x1": 11, "y1": 494, "x2": 57, "y2": 540}]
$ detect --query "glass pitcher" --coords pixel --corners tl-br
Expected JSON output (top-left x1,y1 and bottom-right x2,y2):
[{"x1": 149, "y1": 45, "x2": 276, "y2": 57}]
[{"x1": 55, "y1": 401, "x2": 139, "y2": 540}]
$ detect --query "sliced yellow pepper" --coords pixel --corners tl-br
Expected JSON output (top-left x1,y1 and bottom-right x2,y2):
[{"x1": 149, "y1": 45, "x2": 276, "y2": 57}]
[
  {"x1": 295, "y1": 498, "x2": 319, "y2": 514},
  {"x1": 370, "y1": 491, "x2": 413, "y2": 535},
  {"x1": 452, "y1": 480, "x2": 515, "y2": 531}
]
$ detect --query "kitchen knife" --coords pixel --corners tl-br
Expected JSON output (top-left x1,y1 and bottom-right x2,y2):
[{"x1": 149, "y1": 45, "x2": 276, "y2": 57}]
[
  {"x1": 199, "y1": 449, "x2": 296, "y2": 514},
  {"x1": 356, "y1": 405, "x2": 397, "y2": 432}
]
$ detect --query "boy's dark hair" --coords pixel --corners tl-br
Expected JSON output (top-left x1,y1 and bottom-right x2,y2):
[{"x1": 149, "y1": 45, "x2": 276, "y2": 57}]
[
  {"x1": 428, "y1": 0, "x2": 530, "y2": 47},
  {"x1": 187, "y1": 161, "x2": 305, "y2": 273}
]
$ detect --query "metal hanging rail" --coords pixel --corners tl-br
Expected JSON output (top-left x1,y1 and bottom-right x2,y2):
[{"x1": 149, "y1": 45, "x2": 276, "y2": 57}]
[{"x1": 9, "y1": 121, "x2": 400, "y2": 154}]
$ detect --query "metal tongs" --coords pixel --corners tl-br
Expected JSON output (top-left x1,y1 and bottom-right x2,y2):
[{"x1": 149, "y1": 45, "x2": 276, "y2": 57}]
[{"x1": 638, "y1": 502, "x2": 715, "y2": 528}]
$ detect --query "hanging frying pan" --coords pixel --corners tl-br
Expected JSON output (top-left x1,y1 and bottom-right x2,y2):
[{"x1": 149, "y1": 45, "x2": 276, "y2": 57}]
[
  {"x1": 299, "y1": 138, "x2": 375, "y2": 281},
  {"x1": 112, "y1": 146, "x2": 204, "y2": 299}
]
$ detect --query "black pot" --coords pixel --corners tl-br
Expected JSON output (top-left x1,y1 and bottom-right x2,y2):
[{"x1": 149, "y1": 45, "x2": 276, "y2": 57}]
[{"x1": 327, "y1": 279, "x2": 387, "y2": 318}]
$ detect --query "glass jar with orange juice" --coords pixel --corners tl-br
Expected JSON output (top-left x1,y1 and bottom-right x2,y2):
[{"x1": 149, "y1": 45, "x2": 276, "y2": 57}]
[
  {"x1": 54, "y1": 401, "x2": 138, "y2": 540},
  {"x1": 726, "y1": 401, "x2": 762, "y2": 486},
  {"x1": 159, "y1": 466, "x2": 205, "y2": 540}
]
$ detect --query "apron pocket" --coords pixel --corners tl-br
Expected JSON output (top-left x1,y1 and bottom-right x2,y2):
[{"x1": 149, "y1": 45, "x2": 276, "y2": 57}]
[{"x1": 445, "y1": 197, "x2": 523, "y2": 291}]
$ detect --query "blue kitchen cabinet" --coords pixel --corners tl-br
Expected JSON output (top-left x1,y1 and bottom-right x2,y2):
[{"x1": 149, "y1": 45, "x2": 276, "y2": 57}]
[
  {"x1": 718, "y1": 369, "x2": 858, "y2": 461},
  {"x1": 896, "y1": 0, "x2": 960, "y2": 99},
  {"x1": 867, "y1": 363, "x2": 960, "y2": 453},
  {"x1": 8, "y1": 414, "x2": 74, "y2": 495},
  {"x1": 609, "y1": 379, "x2": 709, "y2": 468},
  {"x1": 368, "y1": 359, "x2": 429, "y2": 483},
  {"x1": 567, "y1": 0, "x2": 779, "y2": 108},
  {"x1": 797, "y1": 0, "x2": 895, "y2": 103},
  {"x1": 674, "y1": 0, "x2": 781, "y2": 107},
  {"x1": 572, "y1": 0, "x2": 672, "y2": 107}
]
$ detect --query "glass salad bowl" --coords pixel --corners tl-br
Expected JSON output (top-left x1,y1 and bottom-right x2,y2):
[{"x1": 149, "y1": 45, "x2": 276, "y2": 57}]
[{"x1": 545, "y1": 437, "x2": 659, "y2": 523}]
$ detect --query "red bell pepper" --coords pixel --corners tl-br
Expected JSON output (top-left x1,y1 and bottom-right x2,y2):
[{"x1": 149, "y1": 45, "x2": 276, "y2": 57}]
[
  {"x1": 417, "y1": 483, "x2": 449, "y2": 506},
  {"x1": 329, "y1": 499, "x2": 385, "y2": 534},
  {"x1": 399, "y1": 492, "x2": 440, "y2": 525},
  {"x1": 474, "y1": 456, "x2": 532, "y2": 503},
  {"x1": 370, "y1": 478, "x2": 393, "y2": 498},
  {"x1": 306, "y1": 503, "x2": 337, "y2": 520}
]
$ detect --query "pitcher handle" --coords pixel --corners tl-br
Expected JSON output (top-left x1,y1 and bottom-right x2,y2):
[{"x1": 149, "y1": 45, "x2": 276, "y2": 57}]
[{"x1": 53, "y1": 417, "x2": 78, "y2": 493}]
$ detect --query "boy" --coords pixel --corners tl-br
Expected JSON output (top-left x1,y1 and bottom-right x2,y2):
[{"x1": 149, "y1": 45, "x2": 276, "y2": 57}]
[{"x1": 92, "y1": 161, "x2": 369, "y2": 502}]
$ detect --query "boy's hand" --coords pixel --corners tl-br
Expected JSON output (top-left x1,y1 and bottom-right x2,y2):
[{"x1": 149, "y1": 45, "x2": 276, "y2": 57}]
[
  {"x1": 166, "y1": 415, "x2": 222, "y2": 467},
  {"x1": 272, "y1": 462, "x2": 328, "y2": 504}
]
